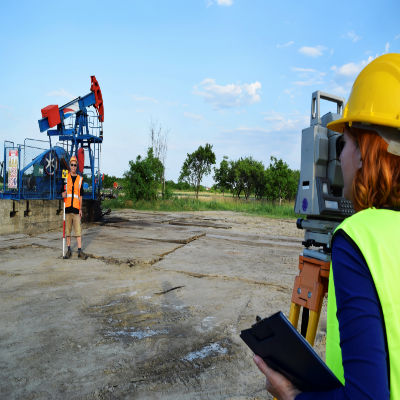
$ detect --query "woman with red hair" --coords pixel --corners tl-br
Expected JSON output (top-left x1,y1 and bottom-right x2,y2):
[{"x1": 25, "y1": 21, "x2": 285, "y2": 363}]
[{"x1": 254, "y1": 53, "x2": 400, "y2": 399}]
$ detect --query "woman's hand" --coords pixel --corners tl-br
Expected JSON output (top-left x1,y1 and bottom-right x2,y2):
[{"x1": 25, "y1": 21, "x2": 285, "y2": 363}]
[{"x1": 253, "y1": 355, "x2": 301, "y2": 400}]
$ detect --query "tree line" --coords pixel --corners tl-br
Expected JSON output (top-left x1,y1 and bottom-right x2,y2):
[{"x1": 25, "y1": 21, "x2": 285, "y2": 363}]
[
  {"x1": 213, "y1": 154, "x2": 299, "y2": 203},
  {"x1": 104, "y1": 139, "x2": 299, "y2": 204}
]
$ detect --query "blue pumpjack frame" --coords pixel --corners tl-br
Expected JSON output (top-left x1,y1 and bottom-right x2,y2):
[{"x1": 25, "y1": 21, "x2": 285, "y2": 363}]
[{"x1": 1, "y1": 86, "x2": 103, "y2": 201}]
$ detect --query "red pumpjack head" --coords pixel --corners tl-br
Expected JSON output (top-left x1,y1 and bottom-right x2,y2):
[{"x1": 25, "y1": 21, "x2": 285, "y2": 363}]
[
  {"x1": 41, "y1": 104, "x2": 61, "y2": 128},
  {"x1": 90, "y1": 75, "x2": 104, "y2": 122}
]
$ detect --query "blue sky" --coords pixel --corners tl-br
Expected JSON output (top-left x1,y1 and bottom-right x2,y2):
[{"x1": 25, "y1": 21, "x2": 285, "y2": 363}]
[{"x1": 1, "y1": 0, "x2": 399, "y2": 186}]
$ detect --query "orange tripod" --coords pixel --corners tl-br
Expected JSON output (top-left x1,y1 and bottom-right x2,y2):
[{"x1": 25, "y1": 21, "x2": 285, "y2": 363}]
[
  {"x1": 272, "y1": 255, "x2": 330, "y2": 400},
  {"x1": 288, "y1": 254, "x2": 330, "y2": 346}
]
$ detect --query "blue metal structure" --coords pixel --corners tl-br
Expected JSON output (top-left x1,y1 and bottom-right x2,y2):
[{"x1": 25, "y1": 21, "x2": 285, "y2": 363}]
[{"x1": 0, "y1": 76, "x2": 104, "y2": 201}]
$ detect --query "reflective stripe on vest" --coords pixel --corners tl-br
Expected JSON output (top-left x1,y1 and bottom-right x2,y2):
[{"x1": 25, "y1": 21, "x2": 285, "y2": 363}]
[
  {"x1": 64, "y1": 174, "x2": 82, "y2": 210},
  {"x1": 326, "y1": 208, "x2": 400, "y2": 398}
]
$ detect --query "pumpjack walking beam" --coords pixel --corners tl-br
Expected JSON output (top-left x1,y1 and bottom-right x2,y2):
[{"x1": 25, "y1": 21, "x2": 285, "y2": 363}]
[{"x1": 37, "y1": 76, "x2": 104, "y2": 201}]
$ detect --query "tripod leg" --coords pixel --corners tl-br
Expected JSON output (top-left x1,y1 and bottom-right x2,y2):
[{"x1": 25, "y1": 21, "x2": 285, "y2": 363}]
[
  {"x1": 289, "y1": 302, "x2": 300, "y2": 329},
  {"x1": 305, "y1": 309, "x2": 321, "y2": 346}
]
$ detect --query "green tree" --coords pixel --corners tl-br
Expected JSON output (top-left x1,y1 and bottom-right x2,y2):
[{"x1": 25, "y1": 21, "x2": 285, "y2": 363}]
[
  {"x1": 213, "y1": 156, "x2": 230, "y2": 196},
  {"x1": 265, "y1": 156, "x2": 296, "y2": 205},
  {"x1": 226, "y1": 160, "x2": 242, "y2": 198},
  {"x1": 124, "y1": 148, "x2": 164, "y2": 201},
  {"x1": 179, "y1": 143, "x2": 216, "y2": 199},
  {"x1": 253, "y1": 167, "x2": 268, "y2": 200},
  {"x1": 224, "y1": 157, "x2": 266, "y2": 199},
  {"x1": 234, "y1": 157, "x2": 265, "y2": 200},
  {"x1": 288, "y1": 169, "x2": 300, "y2": 201},
  {"x1": 176, "y1": 181, "x2": 191, "y2": 191}
]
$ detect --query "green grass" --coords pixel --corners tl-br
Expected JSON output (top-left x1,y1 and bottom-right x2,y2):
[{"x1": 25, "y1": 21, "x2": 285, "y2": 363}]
[{"x1": 102, "y1": 195, "x2": 301, "y2": 219}]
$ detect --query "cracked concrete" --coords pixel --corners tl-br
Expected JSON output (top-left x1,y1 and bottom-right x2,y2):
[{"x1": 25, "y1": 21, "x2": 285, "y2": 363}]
[{"x1": 0, "y1": 209, "x2": 326, "y2": 400}]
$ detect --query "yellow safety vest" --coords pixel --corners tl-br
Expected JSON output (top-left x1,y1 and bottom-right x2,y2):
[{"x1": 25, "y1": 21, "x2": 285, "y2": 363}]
[
  {"x1": 65, "y1": 174, "x2": 83, "y2": 210},
  {"x1": 326, "y1": 208, "x2": 400, "y2": 398}
]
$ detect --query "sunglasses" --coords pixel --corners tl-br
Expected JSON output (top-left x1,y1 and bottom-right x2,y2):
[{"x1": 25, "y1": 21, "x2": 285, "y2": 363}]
[
  {"x1": 70, "y1": 163, "x2": 77, "y2": 167},
  {"x1": 336, "y1": 136, "x2": 345, "y2": 158}
]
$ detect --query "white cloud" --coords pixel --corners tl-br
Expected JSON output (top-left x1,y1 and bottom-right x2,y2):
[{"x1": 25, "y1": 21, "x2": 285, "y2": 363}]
[
  {"x1": 291, "y1": 67, "x2": 325, "y2": 86},
  {"x1": 46, "y1": 89, "x2": 75, "y2": 99},
  {"x1": 207, "y1": 0, "x2": 233, "y2": 6},
  {"x1": 276, "y1": 41, "x2": 294, "y2": 48},
  {"x1": 293, "y1": 79, "x2": 324, "y2": 87},
  {"x1": 298, "y1": 45, "x2": 326, "y2": 58},
  {"x1": 194, "y1": 78, "x2": 261, "y2": 109},
  {"x1": 263, "y1": 111, "x2": 308, "y2": 132},
  {"x1": 329, "y1": 83, "x2": 351, "y2": 97},
  {"x1": 184, "y1": 112, "x2": 204, "y2": 120},
  {"x1": 222, "y1": 126, "x2": 271, "y2": 135},
  {"x1": 332, "y1": 63, "x2": 359, "y2": 77},
  {"x1": 329, "y1": 56, "x2": 377, "y2": 98},
  {"x1": 331, "y1": 56, "x2": 374, "y2": 78},
  {"x1": 345, "y1": 31, "x2": 361, "y2": 43},
  {"x1": 244, "y1": 82, "x2": 261, "y2": 102},
  {"x1": 385, "y1": 42, "x2": 390, "y2": 53},
  {"x1": 284, "y1": 88, "x2": 295, "y2": 99},
  {"x1": 292, "y1": 67, "x2": 317, "y2": 73},
  {"x1": 132, "y1": 95, "x2": 159, "y2": 104}
]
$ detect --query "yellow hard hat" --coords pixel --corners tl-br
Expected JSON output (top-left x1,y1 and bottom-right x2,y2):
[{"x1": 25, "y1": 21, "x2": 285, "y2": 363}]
[
  {"x1": 70, "y1": 155, "x2": 78, "y2": 163},
  {"x1": 327, "y1": 53, "x2": 400, "y2": 134}
]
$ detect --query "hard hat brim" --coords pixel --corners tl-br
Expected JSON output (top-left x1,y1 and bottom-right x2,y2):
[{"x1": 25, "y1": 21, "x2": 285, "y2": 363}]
[{"x1": 327, "y1": 115, "x2": 400, "y2": 134}]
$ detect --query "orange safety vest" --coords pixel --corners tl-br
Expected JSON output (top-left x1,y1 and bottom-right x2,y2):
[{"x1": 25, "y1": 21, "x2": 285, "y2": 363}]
[{"x1": 65, "y1": 174, "x2": 83, "y2": 210}]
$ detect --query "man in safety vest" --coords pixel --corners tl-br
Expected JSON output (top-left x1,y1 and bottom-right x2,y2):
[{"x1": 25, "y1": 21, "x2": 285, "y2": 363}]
[{"x1": 62, "y1": 155, "x2": 87, "y2": 260}]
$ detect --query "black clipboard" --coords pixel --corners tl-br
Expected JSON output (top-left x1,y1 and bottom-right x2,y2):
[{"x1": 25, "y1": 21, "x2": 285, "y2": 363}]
[{"x1": 240, "y1": 311, "x2": 343, "y2": 392}]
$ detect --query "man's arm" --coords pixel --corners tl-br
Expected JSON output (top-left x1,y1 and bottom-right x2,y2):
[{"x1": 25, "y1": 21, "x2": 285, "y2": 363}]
[
  {"x1": 79, "y1": 196, "x2": 82, "y2": 217},
  {"x1": 79, "y1": 183, "x2": 84, "y2": 217},
  {"x1": 60, "y1": 181, "x2": 66, "y2": 198}
]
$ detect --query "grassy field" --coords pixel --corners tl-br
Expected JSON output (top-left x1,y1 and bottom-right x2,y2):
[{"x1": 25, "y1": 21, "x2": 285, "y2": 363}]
[{"x1": 102, "y1": 192, "x2": 301, "y2": 219}]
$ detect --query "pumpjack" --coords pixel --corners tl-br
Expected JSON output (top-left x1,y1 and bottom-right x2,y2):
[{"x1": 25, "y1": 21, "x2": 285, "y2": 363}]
[{"x1": 1, "y1": 76, "x2": 105, "y2": 220}]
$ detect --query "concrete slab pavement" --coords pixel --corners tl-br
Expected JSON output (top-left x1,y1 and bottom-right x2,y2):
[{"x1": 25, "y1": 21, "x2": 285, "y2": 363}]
[{"x1": 0, "y1": 210, "x2": 323, "y2": 400}]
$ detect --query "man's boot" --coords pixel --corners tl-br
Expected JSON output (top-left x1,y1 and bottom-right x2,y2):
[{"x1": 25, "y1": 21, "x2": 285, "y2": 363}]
[
  {"x1": 78, "y1": 250, "x2": 88, "y2": 260},
  {"x1": 64, "y1": 247, "x2": 72, "y2": 259}
]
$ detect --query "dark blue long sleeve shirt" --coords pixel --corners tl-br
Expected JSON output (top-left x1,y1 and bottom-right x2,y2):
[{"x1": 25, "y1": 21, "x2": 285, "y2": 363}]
[{"x1": 296, "y1": 231, "x2": 389, "y2": 399}]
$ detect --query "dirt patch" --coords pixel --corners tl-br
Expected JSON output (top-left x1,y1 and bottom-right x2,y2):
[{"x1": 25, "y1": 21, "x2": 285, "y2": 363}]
[{"x1": 0, "y1": 210, "x2": 325, "y2": 400}]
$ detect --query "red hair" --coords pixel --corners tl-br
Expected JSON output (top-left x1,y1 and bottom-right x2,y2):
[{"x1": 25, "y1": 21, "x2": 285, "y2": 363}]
[{"x1": 349, "y1": 128, "x2": 400, "y2": 211}]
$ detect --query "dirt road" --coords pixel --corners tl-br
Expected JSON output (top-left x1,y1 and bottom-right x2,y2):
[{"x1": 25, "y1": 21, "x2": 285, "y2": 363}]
[{"x1": 0, "y1": 210, "x2": 326, "y2": 399}]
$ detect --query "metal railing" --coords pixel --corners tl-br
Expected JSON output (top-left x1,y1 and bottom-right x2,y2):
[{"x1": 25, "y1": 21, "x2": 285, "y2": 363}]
[{"x1": 1, "y1": 139, "x2": 67, "y2": 200}]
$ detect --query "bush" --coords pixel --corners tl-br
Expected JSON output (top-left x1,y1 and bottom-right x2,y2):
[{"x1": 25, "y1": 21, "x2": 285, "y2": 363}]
[{"x1": 124, "y1": 148, "x2": 164, "y2": 201}]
